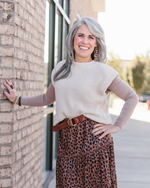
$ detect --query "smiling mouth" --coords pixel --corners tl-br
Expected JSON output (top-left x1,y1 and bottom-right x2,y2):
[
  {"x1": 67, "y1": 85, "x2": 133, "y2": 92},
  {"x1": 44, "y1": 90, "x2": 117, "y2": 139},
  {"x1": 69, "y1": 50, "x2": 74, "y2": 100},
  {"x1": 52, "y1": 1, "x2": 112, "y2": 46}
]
[{"x1": 79, "y1": 46, "x2": 89, "y2": 50}]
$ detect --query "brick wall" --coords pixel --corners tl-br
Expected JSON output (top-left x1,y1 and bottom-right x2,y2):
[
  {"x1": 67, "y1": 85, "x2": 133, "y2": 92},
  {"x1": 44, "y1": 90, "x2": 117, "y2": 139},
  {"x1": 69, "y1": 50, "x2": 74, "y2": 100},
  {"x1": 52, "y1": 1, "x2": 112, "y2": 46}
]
[
  {"x1": 0, "y1": 0, "x2": 46, "y2": 188},
  {"x1": 70, "y1": 0, "x2": 97, "y2": 26}
]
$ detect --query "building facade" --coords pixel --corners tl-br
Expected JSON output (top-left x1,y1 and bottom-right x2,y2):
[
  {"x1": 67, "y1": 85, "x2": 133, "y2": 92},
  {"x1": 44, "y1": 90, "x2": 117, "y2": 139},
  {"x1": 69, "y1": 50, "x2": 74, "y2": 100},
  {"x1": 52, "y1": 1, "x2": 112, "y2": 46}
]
[{"x1": 0, "y1": 0, "x2": 105, "y2": 187}]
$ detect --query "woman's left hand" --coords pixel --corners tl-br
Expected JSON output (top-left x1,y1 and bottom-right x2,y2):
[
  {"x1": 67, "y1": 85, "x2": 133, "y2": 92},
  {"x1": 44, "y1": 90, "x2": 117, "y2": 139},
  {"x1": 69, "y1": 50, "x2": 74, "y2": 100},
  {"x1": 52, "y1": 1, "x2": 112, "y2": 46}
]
[{"x1": 92, "y1": 123, "x2": 121, "y2": 139}]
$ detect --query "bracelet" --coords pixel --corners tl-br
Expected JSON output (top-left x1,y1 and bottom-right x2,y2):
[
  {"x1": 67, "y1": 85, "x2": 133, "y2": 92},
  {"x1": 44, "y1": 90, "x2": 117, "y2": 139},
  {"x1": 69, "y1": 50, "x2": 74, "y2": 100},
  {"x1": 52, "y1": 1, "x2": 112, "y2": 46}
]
[
  {"x1": 19, "y1": 96, "x2": 22, "y2": 106},
  {"x1": 13, "y1": 96, "x2": 19, "y2": 105}
]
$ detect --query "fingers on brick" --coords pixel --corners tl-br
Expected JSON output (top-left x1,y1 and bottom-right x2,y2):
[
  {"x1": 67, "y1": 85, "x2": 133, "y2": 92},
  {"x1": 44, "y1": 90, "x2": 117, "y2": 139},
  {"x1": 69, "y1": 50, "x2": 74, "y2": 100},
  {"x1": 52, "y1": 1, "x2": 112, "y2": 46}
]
[
  {"x1": 3, "y1": 82, "x2": 11, "y2": 93},
  {"x1": 3, "y1": 90, "x2": 10, "y2": 99}
]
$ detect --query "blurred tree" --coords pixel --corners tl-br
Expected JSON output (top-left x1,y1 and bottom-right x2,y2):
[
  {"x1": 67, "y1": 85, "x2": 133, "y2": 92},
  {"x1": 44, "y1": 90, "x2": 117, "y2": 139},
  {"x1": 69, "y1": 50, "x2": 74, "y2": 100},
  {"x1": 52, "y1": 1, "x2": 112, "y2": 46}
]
[
  {"x1": 130, "y1": 51, "x2": 150, "y2": 94},
  {"x1": 142, "y1": 51, "x2": 150, "y2": 91},
  {"x1": 131, "y1": 56, "x2": 145, "y2": 94},
  {"x1": 107, "y1": 52, "x2": 123, "y2": 79}
]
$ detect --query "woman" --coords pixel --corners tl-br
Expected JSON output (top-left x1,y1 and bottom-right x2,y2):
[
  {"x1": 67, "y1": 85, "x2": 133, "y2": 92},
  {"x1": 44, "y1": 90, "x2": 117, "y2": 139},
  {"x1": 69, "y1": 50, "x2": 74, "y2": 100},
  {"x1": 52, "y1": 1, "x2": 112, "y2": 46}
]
[{"x1": 3, "y1": 17, "x2": 138, "y2": 188}]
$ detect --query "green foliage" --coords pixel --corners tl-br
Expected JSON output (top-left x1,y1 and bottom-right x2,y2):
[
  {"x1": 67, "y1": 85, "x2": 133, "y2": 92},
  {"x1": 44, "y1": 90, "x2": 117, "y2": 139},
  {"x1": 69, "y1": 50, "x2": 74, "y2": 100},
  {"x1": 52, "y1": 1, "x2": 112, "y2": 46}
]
[
  {"x1": 107, "y1": 51, "x2": 150, "y2": 95},
  {"x1": 107, "y1": 52, "x2": 123, "y2": 79},
  {"x1": 131, "y1": 57, "x2": 145, "y2": 94},
  {"x1": 142, "y1": 51, "x2": 150, "y2": 91},
  {"x1": 130, "y1": 51, "x2": 150, "y2": 94}
]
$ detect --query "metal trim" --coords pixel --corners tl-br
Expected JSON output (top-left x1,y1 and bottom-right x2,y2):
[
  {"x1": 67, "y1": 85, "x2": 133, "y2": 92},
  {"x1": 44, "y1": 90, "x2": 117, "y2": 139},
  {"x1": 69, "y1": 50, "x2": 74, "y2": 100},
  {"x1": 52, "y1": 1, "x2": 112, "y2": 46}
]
[{"x1": 53, "y1": 0, "x2": 70, "y2": 24}]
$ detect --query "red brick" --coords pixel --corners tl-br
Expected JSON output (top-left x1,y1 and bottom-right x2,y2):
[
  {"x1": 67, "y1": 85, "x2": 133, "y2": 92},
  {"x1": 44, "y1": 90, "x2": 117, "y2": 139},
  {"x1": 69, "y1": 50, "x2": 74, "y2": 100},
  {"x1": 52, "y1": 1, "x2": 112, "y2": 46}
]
[
  {"x1": 18, "y1": 49, "x2": 24, "y2": 60},
  {"x1": 27, "y1": 3, "x2": 31, "y2": 13},
  {"x1": 1, "y1": 35, "x2": 13, "y2": 45},
  {"x1": 18, "y1": 28, "x2": 24, "y2": 39},
  {"x1": 2, "y1": 13, "x2": 13, "y2": 23},
  {"x1": 15, "y1": 26, "x2": 18, "y2": 36},
  {"x1": 0, "y1": 167, "x2": 11, "y2": 177},
  {"x1": 16, "y1": 151, "x2": 22, "y2": 161},
  {"x1": 24, "y1": 10, "x2": 28, "y2": 21},
  {"x1": 17, "y1": 131, "x2": 21, "y2": 141},
  {"x1": 12, "y1": 162, "x2": 20, "y2": 174},
  {"x1": 16, "y1": 171, "x2": 22, "y2": 182},
  {"x1": 0, "y1": 135, "x2": 12, "y2": 144},
  {"x1": 1, "y1": 58, "x2": 13, "y2": 67},
  {"x1": 0, "y1": 102, "x2": 12, "y2": 111},
  {"x1": 15, "y1": 3, "x2": 18, "y2": 14},
  {"x1": 0, "y1": 156, "x2": 12, "y2": 166},
  {"x1": 17, "y1": 176, "x2": 25, "y2": 188},
  {"x1": 18, "y1": 6, "x2": 24, "y2": 17},
  {"x1": 21, "y1": 19, "x2": 25, "y2": 29},
  {"x1": 0, "y1": 113, "x2": 13, "y2": 123},
  {"x1": 0, "y1": 178, "x2": 12, "y2": 187},
  {"x1": 13, "y1": 122, "x2": 19, "y2": 132},
  {"x1": 0, "y1": 69, "x2": 14, "y2": 79},
  {"x1": 15, "y1": 15, "x2": 20, "y2": 26},
  {"x1": 1, "y1": 146, "x2": 11, "y2": 155},
  {"x1": 28, "y1": 15, "x2": 32, "y2": 24},
  {"x1": 0, "y1": 24, "x2": 15, "y2": 35},
  {"x1": 12, "y1": 142, "x2": 18, "y2": 153},
  {"x1": 0, "y1": 124, "x2": 11, "y2": 133},
  {"x1": 19, "y1": 138, "x2": 26, "y2": 150},
  {"x1": 20, "y1": 40, "x2": 26, "y2": 49},
  {"x1": 17, "y1": 110, "x2": 25, "y2": 120},
  {"x1": 14, "y1": 37, "x2": 20, "y2": 48},
  {"x1": 0, "y1": 47, "x2": 14, "y2": 57},
  {"x1": 22, "y1": 129, "x2": 26, "y2": 137},
  {"x1": 26, "y1": 22, "x2": 31, "y2": 33},
  {"x1": 13, "y1": 58, "x2": 19, "y2": 68},
  {"x1": 0, "y1": 2, "x2": 15, "y2": 12},
  {"x1": 19, "y1": 0, "x2": 26, "y2": 9}
]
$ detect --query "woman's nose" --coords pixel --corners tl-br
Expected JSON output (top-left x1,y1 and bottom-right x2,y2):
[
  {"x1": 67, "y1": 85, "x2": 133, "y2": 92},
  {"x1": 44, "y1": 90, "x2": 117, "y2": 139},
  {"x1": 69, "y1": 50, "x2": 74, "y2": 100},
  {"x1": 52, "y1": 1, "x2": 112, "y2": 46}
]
[{"x1": 82, "y1": 37, "x2": 88, "y2": 43}]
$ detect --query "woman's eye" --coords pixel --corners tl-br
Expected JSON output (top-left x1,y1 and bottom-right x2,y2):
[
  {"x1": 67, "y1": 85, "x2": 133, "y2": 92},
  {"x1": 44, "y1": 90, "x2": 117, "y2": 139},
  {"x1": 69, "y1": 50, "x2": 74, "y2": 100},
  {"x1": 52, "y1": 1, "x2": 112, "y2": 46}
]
[
  {"x1": 78, "y1": 35, "x2": 83, "y2": 37},
  {"x1": 89, "y1": 36, "x2": 94, "y2": 39}
]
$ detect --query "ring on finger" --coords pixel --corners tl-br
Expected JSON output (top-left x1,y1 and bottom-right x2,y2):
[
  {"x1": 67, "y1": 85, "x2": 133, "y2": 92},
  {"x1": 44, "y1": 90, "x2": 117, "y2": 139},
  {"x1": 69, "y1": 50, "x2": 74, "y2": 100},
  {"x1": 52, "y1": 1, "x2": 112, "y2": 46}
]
[{"x1": 10, "y1": 85, "x2": 14, "y2": 89}]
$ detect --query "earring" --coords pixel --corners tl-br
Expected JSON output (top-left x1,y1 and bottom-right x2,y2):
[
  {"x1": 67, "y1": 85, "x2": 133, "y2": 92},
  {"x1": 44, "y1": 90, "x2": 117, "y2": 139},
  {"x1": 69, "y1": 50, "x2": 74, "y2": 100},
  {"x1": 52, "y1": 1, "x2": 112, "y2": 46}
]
[{"x1": 94, "y1": 47, "x2": 98, "y2": 61}]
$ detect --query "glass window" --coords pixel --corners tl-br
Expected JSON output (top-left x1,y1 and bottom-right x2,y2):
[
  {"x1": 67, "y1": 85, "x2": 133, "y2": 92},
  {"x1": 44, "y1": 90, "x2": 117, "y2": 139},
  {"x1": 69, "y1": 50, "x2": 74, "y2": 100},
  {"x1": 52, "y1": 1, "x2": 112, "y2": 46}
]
[
  {"x1": 43, "y1": 0, "x2": 55, "y2": 183},
  {"x1": 63, "y1": 20, "x2": 69, "y2": 59},
  {"x1": 44, "y1": 1, "x2": 50, "y2": 93},
  {"x1": 65, "y1": 0, "x2": 70, "y2": 17},
  {"x1": 43, "y1": 0, "x2": 70, "y2": 186},
  {"x1": 59, "y1": 0, "x2": 63, "y2": 7},
  {"x1": 43, "y1": 1, "x2": 50, "y2": 183},
  {"x1": 54, "y1": 9, "x2": 63, "y2": 65}
]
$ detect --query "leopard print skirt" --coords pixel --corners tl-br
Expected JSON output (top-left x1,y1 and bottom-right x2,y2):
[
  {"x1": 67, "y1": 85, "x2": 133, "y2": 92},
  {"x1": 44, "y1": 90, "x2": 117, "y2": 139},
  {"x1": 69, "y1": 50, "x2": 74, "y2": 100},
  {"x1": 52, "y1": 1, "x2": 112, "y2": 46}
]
[{"x1": 56, "y1": 118, "x2": 117, "y2": 188}]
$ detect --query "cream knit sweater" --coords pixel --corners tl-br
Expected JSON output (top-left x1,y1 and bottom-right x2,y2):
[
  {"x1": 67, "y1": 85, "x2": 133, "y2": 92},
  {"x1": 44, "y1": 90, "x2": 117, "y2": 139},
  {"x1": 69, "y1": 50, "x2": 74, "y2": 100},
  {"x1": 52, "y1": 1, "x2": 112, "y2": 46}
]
[
  {"x1": 20, "y1": 60, "x2": 138, "y2": 128},
  {"x1": 51, "y1": 60, "x2": 119, "y2": 126}
]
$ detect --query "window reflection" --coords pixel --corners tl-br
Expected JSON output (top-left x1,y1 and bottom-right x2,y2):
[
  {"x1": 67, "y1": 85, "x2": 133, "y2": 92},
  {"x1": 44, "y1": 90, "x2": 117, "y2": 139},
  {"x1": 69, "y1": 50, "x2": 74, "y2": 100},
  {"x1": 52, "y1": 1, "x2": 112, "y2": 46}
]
[
  {"x1": 55, "y1": 9, "x2": 63, "y2": 65},
  {"x1": 44, "y1": 1, "x2": 50, "y2": 93},
  {"x1": 65, "y1": 0, "x2": 70, "y2": 16},
  {"x1": 64, "y1": 21, "x2": 69, "y2": 59},
  {"x1": 43, "y1": 0, "x2": 70, "y2": 185}
]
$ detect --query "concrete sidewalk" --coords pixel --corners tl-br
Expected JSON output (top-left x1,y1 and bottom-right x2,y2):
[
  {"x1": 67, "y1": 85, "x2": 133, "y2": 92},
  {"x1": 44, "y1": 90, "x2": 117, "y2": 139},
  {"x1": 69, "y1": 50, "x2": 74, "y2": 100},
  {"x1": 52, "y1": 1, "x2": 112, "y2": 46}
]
[
  {"x1": 48, "y1": 100, "x2": 150, "y2": 188},
  {"x1": 111, "y1": 114, "x2": 150, "y2": 188},
  {"x1": 111, "y1": 99, "x2": 150, "y2": 187}
]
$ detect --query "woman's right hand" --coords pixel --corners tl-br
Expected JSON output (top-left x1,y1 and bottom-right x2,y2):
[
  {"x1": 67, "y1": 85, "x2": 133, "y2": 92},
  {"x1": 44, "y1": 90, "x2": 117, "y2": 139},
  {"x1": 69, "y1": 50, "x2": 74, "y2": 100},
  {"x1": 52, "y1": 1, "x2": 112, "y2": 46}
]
[{"x1": 3, "y1": 79, "x2": 16, "y2": 102}]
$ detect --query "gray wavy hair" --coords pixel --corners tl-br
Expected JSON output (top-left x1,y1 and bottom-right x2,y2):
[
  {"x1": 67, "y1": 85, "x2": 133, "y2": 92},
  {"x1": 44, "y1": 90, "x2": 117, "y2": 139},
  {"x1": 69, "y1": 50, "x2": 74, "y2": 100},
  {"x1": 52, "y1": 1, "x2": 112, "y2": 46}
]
[{"x1": 54, "y1": 17, "x2": 107, "y2": 81}]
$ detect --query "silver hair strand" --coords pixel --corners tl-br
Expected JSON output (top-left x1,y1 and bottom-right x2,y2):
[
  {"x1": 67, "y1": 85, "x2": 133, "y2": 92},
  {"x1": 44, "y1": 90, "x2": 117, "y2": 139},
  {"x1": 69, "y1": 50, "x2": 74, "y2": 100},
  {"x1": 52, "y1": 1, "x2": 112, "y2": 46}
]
[{"x1": 53, "y1": 17, "x2": 107, "y2": 82}]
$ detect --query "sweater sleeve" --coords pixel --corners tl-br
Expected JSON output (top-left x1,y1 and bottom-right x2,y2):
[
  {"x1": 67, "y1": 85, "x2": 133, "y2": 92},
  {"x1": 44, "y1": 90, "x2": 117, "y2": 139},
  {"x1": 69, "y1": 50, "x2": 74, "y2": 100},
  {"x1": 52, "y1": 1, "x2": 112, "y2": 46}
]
[
  {"x1": 99, "y1": 64, "x2": 119, "y2": 95},
  {"x1": 17, "y1": 83, "x2": 55, "y2": 106},
  {"x1": 108, "y1": 76, "x2": 139, "y2": 128}
]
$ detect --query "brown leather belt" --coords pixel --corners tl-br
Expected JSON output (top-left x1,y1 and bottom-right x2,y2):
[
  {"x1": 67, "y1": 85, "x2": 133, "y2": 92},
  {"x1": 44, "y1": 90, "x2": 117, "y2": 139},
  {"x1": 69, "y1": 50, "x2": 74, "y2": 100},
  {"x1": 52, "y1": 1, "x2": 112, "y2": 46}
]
[{"x1": 52, "y1": 115, "x2": 88, "y2": 132}]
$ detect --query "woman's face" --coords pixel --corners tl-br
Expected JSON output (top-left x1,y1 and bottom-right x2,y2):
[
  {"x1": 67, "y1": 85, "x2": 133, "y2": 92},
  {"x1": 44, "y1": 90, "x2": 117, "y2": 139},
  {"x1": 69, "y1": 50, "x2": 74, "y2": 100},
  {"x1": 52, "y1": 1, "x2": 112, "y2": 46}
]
[{"x1": 73, "y1": 24, "x2": 97, "y2": 62}]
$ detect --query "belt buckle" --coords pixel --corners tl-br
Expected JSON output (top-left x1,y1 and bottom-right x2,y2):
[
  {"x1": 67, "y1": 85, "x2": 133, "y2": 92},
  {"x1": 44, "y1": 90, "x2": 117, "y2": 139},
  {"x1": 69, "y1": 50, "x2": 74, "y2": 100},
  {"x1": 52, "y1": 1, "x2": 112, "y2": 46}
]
[{"x1": 68, "y1": 118, "x2": 77, "y2": 127}]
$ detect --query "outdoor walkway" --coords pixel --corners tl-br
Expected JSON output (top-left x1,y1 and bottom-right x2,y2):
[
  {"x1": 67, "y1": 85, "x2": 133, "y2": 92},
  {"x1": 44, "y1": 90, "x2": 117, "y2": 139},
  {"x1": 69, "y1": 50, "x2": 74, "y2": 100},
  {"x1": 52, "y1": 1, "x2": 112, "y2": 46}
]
[{"x1": 48, "y1": 98, "x2": 150, "y2": 188}]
